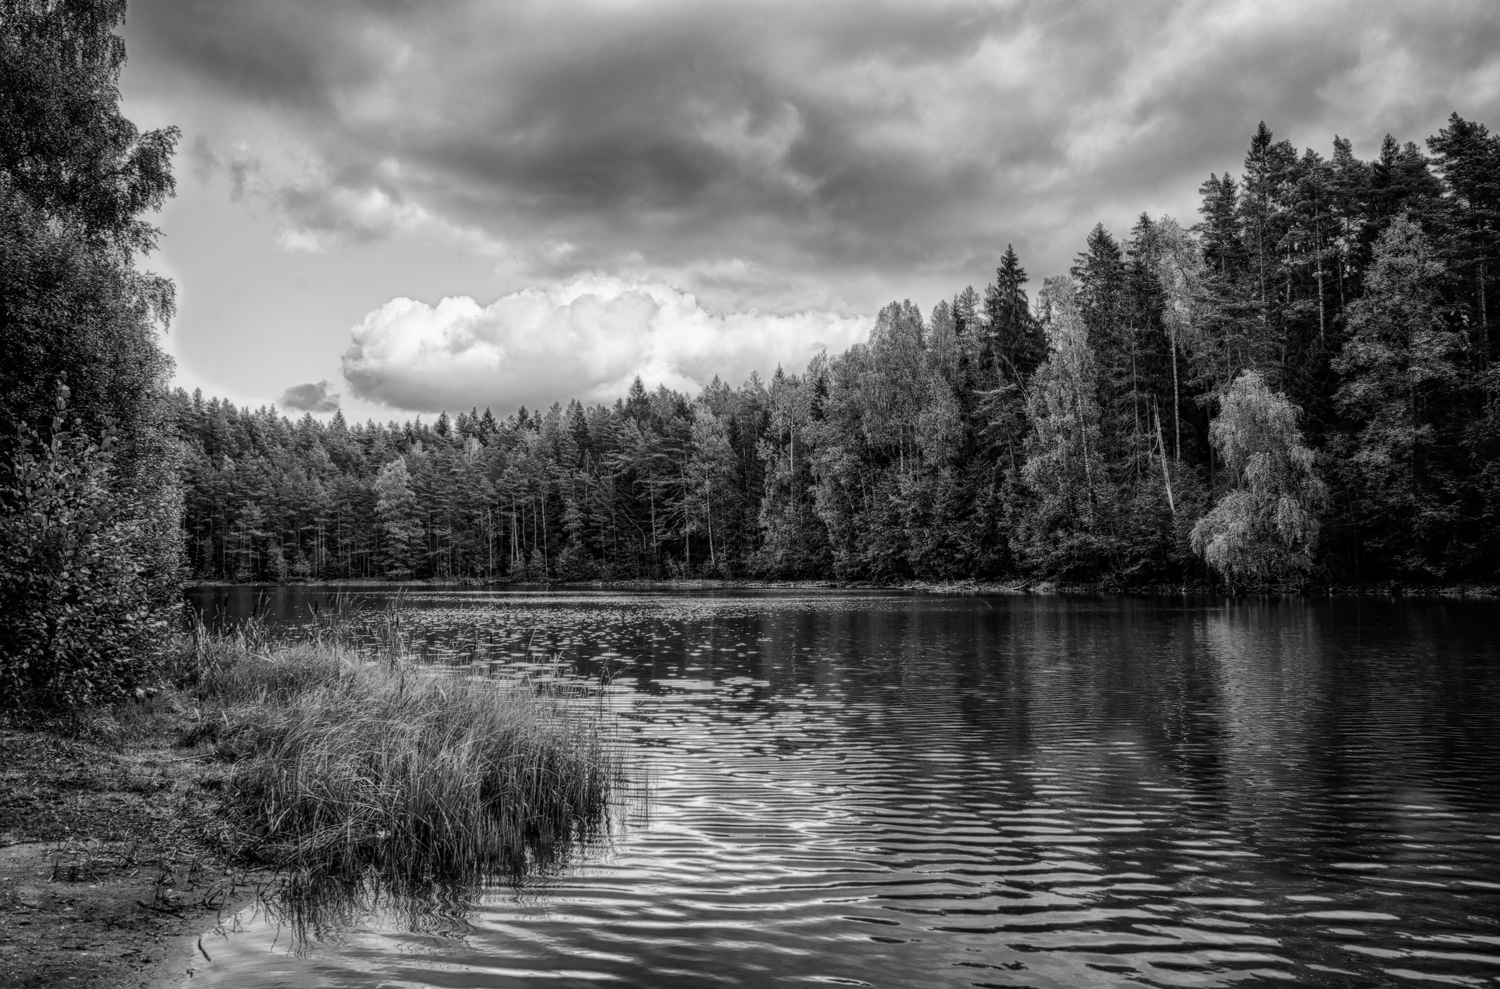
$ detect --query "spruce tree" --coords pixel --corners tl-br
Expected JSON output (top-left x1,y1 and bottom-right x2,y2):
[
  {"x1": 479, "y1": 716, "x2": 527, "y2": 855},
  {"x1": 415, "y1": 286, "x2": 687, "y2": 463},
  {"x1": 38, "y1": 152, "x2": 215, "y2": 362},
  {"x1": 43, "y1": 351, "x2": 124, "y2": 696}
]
[
  {"x1": 1330, "y1": 215, "x2": 1462, "y2": 578},
  {"x1": 983, "y1": 245, "x2": 1046, "y2": 385}
]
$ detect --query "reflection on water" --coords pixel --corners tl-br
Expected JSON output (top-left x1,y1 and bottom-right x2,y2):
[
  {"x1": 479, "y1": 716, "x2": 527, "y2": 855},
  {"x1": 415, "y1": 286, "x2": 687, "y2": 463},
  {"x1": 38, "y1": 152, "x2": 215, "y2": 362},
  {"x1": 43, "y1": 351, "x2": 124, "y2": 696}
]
[
  {"x1": 186, "y1": 588, "x2": 1500, "y2": 988},
  {"x1": 242, "y1": 874, "x2": 482, "y2": 957}
]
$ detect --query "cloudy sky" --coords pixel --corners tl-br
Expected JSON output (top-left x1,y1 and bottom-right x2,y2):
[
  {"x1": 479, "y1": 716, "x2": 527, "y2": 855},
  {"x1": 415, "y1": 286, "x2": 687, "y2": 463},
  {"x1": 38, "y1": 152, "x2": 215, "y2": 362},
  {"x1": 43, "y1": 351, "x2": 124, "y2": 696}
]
[{"x1": 117, "y1": 0, "x2": 1500, "y2": 419}]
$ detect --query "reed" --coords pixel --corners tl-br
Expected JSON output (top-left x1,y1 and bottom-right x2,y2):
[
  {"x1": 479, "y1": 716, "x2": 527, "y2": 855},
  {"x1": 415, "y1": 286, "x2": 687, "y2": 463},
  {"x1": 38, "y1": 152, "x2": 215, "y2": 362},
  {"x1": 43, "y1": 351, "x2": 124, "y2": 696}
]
[{"x1": 192, "y1": 632, "x2": 616, "y2": 889}]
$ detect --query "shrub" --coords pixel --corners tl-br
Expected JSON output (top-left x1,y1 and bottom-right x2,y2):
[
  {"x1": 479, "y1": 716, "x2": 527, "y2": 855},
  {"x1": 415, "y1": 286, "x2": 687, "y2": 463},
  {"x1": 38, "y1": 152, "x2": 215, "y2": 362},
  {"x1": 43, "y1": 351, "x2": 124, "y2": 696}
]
[
  {"x1": 0, "y1": 411, "x2": 176, "y2": 707},
  {"x1": 2, "y1": 0, "x2": 183, "y2": 707}
]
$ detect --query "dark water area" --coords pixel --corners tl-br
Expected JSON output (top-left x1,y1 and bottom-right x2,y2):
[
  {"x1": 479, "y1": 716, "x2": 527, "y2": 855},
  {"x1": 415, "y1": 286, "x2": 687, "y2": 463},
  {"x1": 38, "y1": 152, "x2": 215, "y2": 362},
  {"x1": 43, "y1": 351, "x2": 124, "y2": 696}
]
[{"x1": 184, "y1": 586, "x2": 1500, "y2": 988}]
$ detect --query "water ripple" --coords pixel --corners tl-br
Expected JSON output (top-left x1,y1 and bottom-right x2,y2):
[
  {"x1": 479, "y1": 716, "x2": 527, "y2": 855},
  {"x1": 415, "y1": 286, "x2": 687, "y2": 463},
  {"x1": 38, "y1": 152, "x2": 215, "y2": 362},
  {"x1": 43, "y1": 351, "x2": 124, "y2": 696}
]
[{"x1": 189, "y1": 590, "x2": 1500, "y2": 988}]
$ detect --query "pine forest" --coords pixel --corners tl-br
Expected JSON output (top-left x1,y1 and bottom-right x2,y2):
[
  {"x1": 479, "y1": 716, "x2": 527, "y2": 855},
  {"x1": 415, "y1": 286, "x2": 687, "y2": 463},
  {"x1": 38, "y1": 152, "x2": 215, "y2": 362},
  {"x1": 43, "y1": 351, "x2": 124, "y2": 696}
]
[{"x1": 157, "y1": 117, "x2": 1500, "y2": 589}]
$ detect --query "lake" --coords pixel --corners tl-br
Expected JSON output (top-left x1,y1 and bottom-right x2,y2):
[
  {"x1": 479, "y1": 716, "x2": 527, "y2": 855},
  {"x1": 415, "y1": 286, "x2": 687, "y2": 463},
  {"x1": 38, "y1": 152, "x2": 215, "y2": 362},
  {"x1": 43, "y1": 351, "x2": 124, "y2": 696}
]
[{"x1": 183, "y1": 586, "x2": 1500, "y2": 988}]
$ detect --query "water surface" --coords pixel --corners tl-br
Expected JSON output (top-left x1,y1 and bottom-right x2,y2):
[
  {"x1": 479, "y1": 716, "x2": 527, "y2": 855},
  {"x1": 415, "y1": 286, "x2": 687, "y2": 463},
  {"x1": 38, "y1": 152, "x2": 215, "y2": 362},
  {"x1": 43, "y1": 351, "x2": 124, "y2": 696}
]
[{"x1": 186, "y1": 587, "x2": 1500, "y2": 988}]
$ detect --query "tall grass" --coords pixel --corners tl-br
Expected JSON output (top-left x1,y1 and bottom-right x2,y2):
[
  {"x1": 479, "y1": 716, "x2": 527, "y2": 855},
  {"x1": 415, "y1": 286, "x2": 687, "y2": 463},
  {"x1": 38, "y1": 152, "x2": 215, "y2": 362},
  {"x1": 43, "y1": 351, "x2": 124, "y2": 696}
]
[{"x1": 189, "y1": 626, "x2": 616, "y2": 892}]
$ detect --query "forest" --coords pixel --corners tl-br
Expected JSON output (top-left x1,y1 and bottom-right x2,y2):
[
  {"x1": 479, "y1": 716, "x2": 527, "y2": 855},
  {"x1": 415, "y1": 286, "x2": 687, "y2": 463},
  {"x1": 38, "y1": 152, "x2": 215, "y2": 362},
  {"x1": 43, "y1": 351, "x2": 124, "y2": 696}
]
[
  {"x1": 169, "y1": 116, "x2": 1500, "y2": 590},
  {"x1": 3, "y1": 1, "x2": 1497, "y2": 709}
]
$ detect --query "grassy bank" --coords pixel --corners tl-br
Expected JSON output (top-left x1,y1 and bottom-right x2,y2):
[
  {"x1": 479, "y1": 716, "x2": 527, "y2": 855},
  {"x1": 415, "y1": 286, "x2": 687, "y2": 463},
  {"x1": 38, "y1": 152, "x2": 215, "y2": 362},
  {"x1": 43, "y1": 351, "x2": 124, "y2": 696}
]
[
  {"x1": 193, "y1": 631, "x2": 616, "y2": 887},
  {"x1": 0, "y1": 627, "x2": 619, "y2": 988}
]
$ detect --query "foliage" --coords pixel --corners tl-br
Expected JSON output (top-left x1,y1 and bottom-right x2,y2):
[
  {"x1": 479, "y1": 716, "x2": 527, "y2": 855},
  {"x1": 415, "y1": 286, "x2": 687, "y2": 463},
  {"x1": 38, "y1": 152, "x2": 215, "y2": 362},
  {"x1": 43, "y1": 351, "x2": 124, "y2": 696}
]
[
  {"x1": 1015, "y1": 278, "x2": 1116, "y2": 579},
  {"x1": 0, "y1": 407, "x2": 173, "y2": 706},
  {"x1": 373, "y1": 457, "x2": 422, "y2": 578},
  {"x1": 1191, "y1": 372, "x2": 1327, "y2": 588},
  {"x1": 169, "y1": 112, "x2": 1500, "y2": 590},
  {"x1": 1330, "y1": 215, "x2": 1462, "y2": 578},
  {"x1": 1, "y1": 0, "x2": 181, "y2": 707},
  {"x1": 0, "y1": 0, "x2": 178, "y2": 254}
]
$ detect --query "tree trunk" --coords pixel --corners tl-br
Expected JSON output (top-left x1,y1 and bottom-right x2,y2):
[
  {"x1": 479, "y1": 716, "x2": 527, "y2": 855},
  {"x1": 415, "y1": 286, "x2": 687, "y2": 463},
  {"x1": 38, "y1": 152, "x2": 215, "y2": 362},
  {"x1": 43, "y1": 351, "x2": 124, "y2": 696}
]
[
  {"x1": 1316, "y1": 218, "x2": 1326, "y2": 341},
  {"x1": 1169, "y1": 328, "x2": 1181, "y2": 460},
  {"x1": 1481, "y1": 261, "x2": 1490, "y2": 374},
  {"x1": 1154, "y1": 404, "x2": 1176, "y2": 516}
]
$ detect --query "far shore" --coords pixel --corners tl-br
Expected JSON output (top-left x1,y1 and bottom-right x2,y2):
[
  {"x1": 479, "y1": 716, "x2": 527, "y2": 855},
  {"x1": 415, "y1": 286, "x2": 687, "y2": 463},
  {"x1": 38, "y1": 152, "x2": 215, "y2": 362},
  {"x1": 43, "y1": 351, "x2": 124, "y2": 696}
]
[{"x1": 183, "y1": 576, "x2": 1499, "y2": 599}]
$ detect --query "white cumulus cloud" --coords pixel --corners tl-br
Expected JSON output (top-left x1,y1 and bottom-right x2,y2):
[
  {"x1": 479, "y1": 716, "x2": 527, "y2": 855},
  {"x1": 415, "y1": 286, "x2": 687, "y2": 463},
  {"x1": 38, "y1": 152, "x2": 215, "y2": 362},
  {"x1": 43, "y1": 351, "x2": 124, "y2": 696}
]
[{"x1": 340, "y1": 276, "x2": 872, "y2": 412}]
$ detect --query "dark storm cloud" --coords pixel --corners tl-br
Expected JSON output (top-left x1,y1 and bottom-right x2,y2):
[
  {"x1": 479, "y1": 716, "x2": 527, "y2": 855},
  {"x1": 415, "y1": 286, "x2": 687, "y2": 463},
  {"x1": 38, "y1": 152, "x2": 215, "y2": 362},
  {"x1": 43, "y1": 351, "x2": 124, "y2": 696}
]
[
  {"x1": 278, "y1": 380, "x2": 340, "y2": 413},
  {"x1": 126, "y1": 0, "x2": 1500, "y2": 301}
]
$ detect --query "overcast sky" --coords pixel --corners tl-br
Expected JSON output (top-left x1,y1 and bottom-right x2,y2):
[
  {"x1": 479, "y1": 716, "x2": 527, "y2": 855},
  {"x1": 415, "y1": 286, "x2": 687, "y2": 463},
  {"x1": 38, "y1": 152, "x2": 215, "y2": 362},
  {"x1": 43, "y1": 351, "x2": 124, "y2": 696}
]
[{"x1": 117, "y1": 0, "x2": 1500, "y2": 420}]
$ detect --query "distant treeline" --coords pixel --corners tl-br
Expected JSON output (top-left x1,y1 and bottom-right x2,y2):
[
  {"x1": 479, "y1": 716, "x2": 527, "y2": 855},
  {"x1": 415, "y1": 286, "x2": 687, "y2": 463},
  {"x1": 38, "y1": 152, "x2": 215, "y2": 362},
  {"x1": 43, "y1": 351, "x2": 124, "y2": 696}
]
[{"x1": 172, "y1": 116, "x2": 1500, "y2": 589}]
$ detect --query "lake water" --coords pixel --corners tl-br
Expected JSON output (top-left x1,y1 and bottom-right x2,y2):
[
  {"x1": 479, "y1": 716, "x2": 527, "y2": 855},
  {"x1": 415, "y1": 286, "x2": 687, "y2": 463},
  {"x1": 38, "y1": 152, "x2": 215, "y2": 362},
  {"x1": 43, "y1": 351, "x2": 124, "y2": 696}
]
[{"x1": 184, "y1": 586, "x2": 1500, "y2": 988}]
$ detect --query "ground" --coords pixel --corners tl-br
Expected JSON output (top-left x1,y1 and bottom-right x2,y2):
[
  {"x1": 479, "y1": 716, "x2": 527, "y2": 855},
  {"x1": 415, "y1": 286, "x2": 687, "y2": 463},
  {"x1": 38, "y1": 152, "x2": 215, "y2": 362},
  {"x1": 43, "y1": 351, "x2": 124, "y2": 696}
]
[{"x1": 0, "y1": 699, "x2": 262, "y2": 989}]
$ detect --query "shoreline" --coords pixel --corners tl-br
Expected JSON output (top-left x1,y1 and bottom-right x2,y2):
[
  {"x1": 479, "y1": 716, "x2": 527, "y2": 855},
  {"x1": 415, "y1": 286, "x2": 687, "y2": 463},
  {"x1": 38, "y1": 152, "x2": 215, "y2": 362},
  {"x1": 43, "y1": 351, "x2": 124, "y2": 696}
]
[
  {"x1": 0, "y1": 701, "x2": 270, "y2": 989},
  {"x1": 184, "y1": 576, "x2": 1500, "y2": 600},
  {"x1": 1, "y1": 632, "x2": 617, "y2": 989}
]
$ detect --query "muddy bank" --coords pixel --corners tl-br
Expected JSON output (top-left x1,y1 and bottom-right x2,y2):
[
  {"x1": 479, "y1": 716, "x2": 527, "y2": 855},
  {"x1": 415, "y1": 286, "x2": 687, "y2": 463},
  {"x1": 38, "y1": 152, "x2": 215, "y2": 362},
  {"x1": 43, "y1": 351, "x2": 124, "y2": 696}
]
[{"x1": 0, "y1": 701, "x2": 264, "y2": 989}]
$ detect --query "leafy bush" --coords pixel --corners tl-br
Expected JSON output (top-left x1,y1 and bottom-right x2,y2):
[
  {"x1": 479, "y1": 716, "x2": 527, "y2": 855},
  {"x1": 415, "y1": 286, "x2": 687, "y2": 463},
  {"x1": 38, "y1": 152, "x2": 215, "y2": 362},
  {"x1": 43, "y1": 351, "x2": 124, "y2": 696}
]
[
  {"x1": 0, "y1": 406, "x2": 175, "y2": 707},
  {"x1": 2, "y1": 0, "x2": 183, "y2": 708}
]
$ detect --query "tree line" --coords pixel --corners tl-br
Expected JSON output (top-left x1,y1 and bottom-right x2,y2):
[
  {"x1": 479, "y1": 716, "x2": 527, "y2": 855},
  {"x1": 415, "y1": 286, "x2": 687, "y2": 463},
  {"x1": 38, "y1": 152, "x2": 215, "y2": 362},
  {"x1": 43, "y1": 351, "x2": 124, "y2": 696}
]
[
  {"x1": 6, "y1": 1, "x2": 1500, "y2": 708},
  {"x1": 172, "y1": 113, "x2": 1500, "y2": 589}
]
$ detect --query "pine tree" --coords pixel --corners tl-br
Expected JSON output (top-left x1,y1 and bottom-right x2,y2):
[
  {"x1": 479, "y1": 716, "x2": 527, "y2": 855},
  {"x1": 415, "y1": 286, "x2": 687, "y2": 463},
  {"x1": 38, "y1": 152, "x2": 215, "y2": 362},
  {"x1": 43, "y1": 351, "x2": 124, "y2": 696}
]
[
  {"x1": 1196, "y1": 173, "x2": 1245, "y2": 279},
  {"x1": 1240, "y1": 122, "x2": 1298, "y2": 343},
  {"x1": 1072, "y1": 224, "x2": 1144, "y2": 467},
  {"x1": 1370, "y1": 135, "x2": 1441, "y2": 226},
  {"x1": 1330, "y1": 215, "x2": 1461, "y2": 578},
  {"x1": 983, "y1": 245, "x2": 1047, "y2": 385},
  {"x1": 567, "y1": 399, "x2": 591, "y2": 467},
  {"x1": 1428, "y1": 113, "x2": 1500, "y2": 364},
  {"x1": 374, "y1": 458, "x2": 422, "y2": 578},
  {"x1": 951, "y1": 285, "x2": 982, "y2": 336}
]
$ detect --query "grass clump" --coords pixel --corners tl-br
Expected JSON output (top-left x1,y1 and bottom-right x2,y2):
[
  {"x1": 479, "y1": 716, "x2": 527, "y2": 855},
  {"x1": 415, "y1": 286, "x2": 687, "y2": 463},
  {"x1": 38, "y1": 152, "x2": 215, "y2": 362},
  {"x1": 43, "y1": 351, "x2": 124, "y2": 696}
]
[{"x1": 192, "y1": 634, "x2": 616, "y2": 890}]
